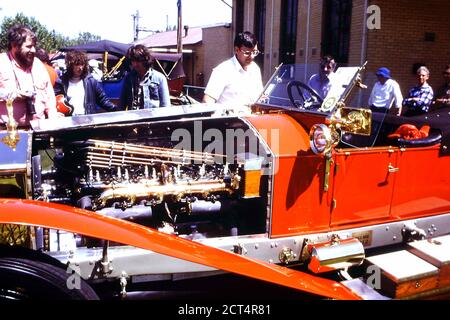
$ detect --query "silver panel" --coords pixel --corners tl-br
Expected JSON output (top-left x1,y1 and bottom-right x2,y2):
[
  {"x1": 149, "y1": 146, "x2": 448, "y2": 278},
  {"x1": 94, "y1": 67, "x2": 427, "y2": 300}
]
[
  {"x1": 240, "y1": 116, "x2": 276, "y2": 236},
  {"x1": 30, "y1": 104, "x2": 249, "y2": 133},
  {"x1": 48, "y1": 213, "x2": 450, "y2": 283},
  {"x1": 0, "y1": 130, "x2": 32, "y2": 171},
  {"x1": 341, "y1": 278, "x2": 390, "y2": 300}
]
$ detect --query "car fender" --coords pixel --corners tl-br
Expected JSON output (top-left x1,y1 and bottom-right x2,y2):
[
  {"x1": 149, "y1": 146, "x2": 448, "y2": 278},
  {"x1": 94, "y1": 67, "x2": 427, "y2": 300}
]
[{"x1": 0, "y1": 198, "x2": 361, "y2": 300}]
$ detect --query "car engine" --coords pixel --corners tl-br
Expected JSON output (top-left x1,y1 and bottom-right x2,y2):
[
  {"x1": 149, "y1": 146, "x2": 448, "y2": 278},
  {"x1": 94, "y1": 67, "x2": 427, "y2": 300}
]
[{"x1": 30, "y1": 116, "x2": 271, "y2": 243}]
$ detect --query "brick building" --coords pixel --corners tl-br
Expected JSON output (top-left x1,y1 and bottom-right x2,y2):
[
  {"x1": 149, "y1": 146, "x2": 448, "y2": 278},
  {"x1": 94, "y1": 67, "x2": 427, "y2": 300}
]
[
  {"x1": 136, "y1": 24, "x2": 232, "y2": 87},
  {"x1": 232, "y1": 0, "x2": 450, "y2": 105}
]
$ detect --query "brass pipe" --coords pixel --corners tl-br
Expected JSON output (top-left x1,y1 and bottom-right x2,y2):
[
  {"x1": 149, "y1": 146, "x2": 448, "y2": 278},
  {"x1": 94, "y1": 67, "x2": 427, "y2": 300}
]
[{"x1": 97, "y1": 180, "x2": 234, "y2": 208}]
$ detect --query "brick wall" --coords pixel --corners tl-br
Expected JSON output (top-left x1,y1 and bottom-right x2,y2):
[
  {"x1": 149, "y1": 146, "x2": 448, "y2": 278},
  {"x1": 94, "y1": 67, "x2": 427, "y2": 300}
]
[
  {"x1": 263, "y1": 0, "x2": 282, "y2": 80},
  {"x1": 234, "y1": 0, "x2": 450, "y2": 96},
  {"x1": 305, "y1": 0, "x2": 324, "y2": 65},
  {"x1": 366, "y1": 0, "x2": 450, "y2": 96},
  {"x1": 348, "y1": 0, "x2": 366, "y2": 66}
]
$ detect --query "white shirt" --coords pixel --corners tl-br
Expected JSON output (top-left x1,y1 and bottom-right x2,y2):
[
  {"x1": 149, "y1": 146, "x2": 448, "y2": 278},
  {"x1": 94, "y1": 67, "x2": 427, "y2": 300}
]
[
  {"x1": 307, "y1": 73, "x2": 335, "y2": 99},
  {"x1": 0, "y1": 53, "x2": 57, "y2": 126},
  {"x1": 204, "y1": 55, "x2": 263, "y2": 106},
  {"x1": 67, "y1": 79, "x2": 85, "y2": 115},
  {"x1": 368, "y1": 78, "x2": 403, "y2": 109}
]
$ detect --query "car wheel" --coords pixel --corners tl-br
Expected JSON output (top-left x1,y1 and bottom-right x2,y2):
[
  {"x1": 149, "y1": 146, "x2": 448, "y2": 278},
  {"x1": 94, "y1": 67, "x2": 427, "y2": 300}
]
[{"x1": 0, "y1": 257, "x2": 99, "y2": 300}]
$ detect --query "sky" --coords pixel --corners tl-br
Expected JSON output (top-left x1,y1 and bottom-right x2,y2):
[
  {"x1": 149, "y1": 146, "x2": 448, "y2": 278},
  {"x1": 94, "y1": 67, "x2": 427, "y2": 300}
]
[{"x1": 0, "y1": 0, "x2": 232, "y2": 43}]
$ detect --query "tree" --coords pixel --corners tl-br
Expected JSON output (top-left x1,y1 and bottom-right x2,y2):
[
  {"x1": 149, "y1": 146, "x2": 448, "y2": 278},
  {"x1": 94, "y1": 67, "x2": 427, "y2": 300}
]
[
  {"x1": 76, "y1": 32, "x2": 101, "y2": 44},
  {"x1": 0, "y1": 13, "x2": 101, "y2": 53}
]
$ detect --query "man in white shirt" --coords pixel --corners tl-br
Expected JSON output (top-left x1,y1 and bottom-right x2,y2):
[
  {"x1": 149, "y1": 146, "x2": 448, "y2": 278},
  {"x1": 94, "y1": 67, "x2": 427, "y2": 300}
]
[
  {"x1": 368, "y1": 67, "x2": 403, "y2": 116},
  {"x1": 202, "y1": 32, "x2": 263, "y2": 107},
  {"x1": 307, "y1": 55, "x2": 337, "y2": 100}
]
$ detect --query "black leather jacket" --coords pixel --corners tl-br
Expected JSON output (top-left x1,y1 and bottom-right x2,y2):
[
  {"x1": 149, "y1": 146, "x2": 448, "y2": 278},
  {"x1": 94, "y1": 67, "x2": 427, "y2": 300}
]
[{"x1": 54, "y1": 74, "x2": 117, "y2": 114}]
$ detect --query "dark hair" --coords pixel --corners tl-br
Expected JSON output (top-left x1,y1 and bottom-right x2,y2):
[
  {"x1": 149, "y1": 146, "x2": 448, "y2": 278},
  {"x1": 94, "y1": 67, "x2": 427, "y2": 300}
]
[
  {"x1": 234, "y1": 31, "x2": 258, "y2": 49},
  {"x1": 7, "y1": 24, "x2": 36, "y2": 51},
  {"x1": 126, "y1": 44, "x2": 153, "y2": 69},
  {"x1": 65, "y1": 50, "x2": 89, "y2": 79},
  {"x1": 35, "y1": 47, "x2": 50, "y2": 64},
  {"x1": 320, "y1": 55, "x2": 336, "y2": 70}
]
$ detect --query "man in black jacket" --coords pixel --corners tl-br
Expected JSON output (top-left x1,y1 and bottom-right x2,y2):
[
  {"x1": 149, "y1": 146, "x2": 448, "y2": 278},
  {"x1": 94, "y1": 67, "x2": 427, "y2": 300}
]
[{"x1": 54, "y1": 50, "x2": 117, "y2": 115}]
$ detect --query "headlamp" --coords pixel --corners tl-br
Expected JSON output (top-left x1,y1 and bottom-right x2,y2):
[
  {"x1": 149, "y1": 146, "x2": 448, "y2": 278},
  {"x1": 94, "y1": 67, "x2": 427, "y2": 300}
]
[{"x1": 309, "y1": 124, "x2": 333, "y2": 155}]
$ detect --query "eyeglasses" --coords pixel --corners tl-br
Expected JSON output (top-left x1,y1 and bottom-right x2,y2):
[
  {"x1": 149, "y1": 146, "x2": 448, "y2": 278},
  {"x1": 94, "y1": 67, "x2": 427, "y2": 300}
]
[
  {"x1": 443, "y1": 72, "x2": 450, "y2": 75},
  {"x1": 240, "y1": 48, "x2": 260, "y2": 57}
]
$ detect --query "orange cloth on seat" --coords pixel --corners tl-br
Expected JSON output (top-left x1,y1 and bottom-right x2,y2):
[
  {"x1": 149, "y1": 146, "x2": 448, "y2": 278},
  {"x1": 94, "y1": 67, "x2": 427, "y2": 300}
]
[{"x1": 388, "y1": 124, "x2": 430, "y2": 140}]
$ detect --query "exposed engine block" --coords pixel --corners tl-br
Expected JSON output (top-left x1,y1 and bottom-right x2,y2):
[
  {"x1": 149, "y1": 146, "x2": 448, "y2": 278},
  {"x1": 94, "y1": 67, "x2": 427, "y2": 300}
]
[
  {"x1": 33, "y1": 121, "x2": 268, "y2": 240},
  {"x1": 82, "y1": 139, "x2": 241, "y2": 209}
]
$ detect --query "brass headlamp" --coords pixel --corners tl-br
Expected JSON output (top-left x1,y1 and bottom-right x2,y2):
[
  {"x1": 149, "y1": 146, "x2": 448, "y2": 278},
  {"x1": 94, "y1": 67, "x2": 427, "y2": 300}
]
[{"x1": 309, "y1": 106, "x2": 372, "y2": 155}]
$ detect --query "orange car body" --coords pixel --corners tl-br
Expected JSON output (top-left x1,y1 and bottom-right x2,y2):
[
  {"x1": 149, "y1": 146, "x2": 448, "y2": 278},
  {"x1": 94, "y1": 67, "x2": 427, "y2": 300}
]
[{"x1": 1, "y1": 64, "x2": 450, "y2": 300}]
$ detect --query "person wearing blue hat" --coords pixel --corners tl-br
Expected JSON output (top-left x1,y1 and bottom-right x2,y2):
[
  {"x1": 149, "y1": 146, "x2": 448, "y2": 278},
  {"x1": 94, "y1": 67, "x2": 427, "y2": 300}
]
[{"x1": 368, "y1": 67, "x2": 403, "y2": 116}]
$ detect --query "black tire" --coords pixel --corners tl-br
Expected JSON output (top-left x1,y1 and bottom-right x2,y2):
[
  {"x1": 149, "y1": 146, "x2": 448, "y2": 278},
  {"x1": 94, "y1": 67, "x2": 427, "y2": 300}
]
[{"x1": 0, "y1": 257, "x2": 99, "y2": 300}]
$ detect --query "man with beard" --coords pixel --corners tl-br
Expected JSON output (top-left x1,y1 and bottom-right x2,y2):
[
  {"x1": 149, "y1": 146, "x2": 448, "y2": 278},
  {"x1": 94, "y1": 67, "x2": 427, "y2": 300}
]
[
  {"x1": 0, "y1": 25, "x2": 58, "y2": 127},
  {"x1": 202, "y1": 31, "x2": 263, "y2": 107}
]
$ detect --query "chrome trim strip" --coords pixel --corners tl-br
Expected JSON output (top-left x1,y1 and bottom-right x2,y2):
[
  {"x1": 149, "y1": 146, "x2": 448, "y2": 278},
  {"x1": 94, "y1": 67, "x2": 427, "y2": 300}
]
[{"x1": 47, "y1": 213, "x2": 450, "y2": 282}]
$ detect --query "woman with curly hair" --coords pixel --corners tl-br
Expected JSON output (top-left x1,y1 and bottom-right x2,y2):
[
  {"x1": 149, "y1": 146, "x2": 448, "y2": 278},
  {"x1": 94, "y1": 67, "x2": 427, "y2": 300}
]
[{"x1": 54, "y1": 50, "x2": 117, "y2": 116}]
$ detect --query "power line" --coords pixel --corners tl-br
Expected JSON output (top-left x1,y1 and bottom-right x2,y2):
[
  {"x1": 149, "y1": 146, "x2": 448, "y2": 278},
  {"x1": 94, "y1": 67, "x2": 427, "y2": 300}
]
[
  {"x1": 132, "y1": 10, "x2": 159, "y2": 41},
  {"x1": 220, "y1": 0, "x2": 232, "y2": 9}
]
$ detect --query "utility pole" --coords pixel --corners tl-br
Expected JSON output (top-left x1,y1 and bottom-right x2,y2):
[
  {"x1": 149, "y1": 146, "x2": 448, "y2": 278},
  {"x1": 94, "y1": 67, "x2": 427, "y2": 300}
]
[
  {"x1": 177, "y1": 0, "x2": 182, "y2": 54},
  {"x1": 132, "y1": 10, "x2": 140, "y2": 41},
  {"x1": 132, "y1": 10, "x2": 158, "y2": 41}
]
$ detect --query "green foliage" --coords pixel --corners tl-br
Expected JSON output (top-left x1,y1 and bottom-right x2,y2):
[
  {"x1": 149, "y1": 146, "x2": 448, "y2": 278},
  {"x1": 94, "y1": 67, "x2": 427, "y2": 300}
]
[{"x1": 0, "y1": 13, "x2": 101, "y2": 53}]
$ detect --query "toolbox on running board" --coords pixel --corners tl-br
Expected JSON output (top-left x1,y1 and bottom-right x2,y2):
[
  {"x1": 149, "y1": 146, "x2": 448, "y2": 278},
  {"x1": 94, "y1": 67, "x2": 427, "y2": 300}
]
[
  {"x1": 365, "y1": 250, "x2": 439, "y2": 299},
  {"x1": 408, "y1": 235, "x2": 450, "y2": 288}
]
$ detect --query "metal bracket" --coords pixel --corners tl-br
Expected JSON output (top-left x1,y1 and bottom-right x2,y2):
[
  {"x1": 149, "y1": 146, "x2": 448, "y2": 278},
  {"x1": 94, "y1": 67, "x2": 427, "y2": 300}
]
[{"x1": 324, "y1": 152, "x2": 333, "y2": 192}]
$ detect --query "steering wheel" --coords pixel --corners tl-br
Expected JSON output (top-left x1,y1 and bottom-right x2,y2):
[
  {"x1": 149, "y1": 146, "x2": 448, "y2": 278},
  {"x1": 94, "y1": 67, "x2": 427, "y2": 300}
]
[{"x1": 287, "y1": 80, "x2": 323, "y2": 110}]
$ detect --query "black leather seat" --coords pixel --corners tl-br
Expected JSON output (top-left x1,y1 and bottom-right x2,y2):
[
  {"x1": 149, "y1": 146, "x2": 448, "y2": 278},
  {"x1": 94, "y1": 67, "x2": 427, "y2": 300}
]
[{"x1": 393, "y1": 129, "x2": 442, "y2": 148}]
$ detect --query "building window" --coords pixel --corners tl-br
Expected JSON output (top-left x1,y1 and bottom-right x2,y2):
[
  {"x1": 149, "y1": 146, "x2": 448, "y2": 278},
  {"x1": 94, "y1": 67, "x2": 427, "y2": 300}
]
[
  {"x1": 279, "y1": 0, "x2": 299, "y2": 64},
  {"x1": 235, "y1": 0, "x2": 245, "y2": 35},
  {"x1": 254, "y1": 0, "x2": 266, "y2": 71},
  {"x1": 322, "y1": 0, "x2": 352, "y2": 63}
]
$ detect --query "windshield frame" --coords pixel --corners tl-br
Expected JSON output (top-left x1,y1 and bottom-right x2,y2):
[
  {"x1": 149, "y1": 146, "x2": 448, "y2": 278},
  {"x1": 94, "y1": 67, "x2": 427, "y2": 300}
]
[{"x1": 256, "y1": 63, "x2": 364, "y2": 115}]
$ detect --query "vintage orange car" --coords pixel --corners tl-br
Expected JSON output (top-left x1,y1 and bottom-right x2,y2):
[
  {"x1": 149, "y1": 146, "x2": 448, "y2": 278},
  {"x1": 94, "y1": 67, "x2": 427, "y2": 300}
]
[{"x1": 1, "y1": 63, "x2": 450, "y2": 300}]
